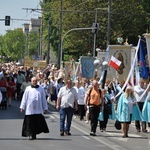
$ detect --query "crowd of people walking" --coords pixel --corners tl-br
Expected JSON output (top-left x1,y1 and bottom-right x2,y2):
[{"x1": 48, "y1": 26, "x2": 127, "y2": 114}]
[{"x1": 0, "y1": 62, "x2": 150, "y2": 140}]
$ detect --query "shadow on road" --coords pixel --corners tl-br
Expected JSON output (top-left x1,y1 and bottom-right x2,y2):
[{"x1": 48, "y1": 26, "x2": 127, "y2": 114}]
[{"x1": 0, "y1": 137, "x2": 71, "y2": 141}]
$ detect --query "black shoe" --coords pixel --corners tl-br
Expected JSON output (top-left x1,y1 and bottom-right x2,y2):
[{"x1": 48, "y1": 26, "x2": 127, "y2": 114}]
[
  {"x1": 90, "y1": 132, "x2": 96, "y2": 136},
  {"x1": 100, "y1": 128, "x2": 103, "y2": 132},
  {"x1": 60, "y1": 130, "x2": 64, "y2": 136},
  {"x1": 29, "y1": 135, "x2": 36, "y2": 140},
  {"x1": 137, "y1": 129, "x2": 141, "y2": 132},
  {"x1": 65, "y1": 131, "x2": 71, "y2": 136},
  {"x1": 142, "y1": 129, "x2": 147, "y2": 133}
]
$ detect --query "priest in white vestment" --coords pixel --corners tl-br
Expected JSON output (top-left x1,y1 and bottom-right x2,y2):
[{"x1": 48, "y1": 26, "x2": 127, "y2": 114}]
[{"x1": 20, "y1": 77, "x2": 49, "y2": 140}]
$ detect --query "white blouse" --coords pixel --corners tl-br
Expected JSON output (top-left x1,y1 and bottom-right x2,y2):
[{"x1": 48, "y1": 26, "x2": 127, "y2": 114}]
[{"x1": 127, "y1": 96, "x2": 133, "y2": 114}]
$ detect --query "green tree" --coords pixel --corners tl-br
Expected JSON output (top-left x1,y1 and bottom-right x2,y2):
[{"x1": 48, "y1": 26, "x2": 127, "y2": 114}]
[
  {"x1": 28, "y1": 31, "x2": 40, "y2": 57},
  {"x1": 110, "y1": 0, "x2": 147, "y2": 45},
  {"x1": 41, "y1": 0, "x2": 149, "y2": 61},
  {"x1": 0, "y1": 35, "x2": 5, "y2": 62},
  {"x1": 2, "y1": 29, "x2": 26, "y2": 61}
]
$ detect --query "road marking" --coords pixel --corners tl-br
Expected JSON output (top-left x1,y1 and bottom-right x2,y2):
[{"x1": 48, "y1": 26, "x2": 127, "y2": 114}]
[
  {"x1": 82, "y1": 135, "x2": 90, "y2": 140},
  {"x1": 106, "y1": 132, "x2": 128, "y2": 141},
  {"x1": 72, "y1": 123, "x2": 127, "y2": 150},
  {"x1": 52, "y1": 113, "x2": 59, "y2": 119},
  {"x1": 48, "y1": 110, "x2": 127, "y2": 150},
  {"x1": 49, "y1": 115, "x2": 55, "y2": 119}
]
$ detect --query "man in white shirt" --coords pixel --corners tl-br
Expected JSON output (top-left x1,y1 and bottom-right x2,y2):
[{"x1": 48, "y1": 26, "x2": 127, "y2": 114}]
[
  {"x1": 56, "y1": 79, "x2": 78, "y2": 136},
  {"x1": 134, "y1": 79, "x2": 147, "y2": 132}
]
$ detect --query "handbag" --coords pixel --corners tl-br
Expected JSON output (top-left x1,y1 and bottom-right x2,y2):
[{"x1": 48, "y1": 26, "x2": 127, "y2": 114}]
[{"x1": 114, "y1": 120, "x2": 121, "y2": 130}]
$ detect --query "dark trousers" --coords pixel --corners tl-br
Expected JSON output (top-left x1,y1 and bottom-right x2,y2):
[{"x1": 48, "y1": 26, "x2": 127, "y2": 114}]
[
  {"x1": 16, "y1": 83, "x2": 22, "y2": 100},
  {"x1": 20, "y1": 92, "x2": 23, "y2": 101},
  {"x1": 89, "y1": 106, "x2": 100, "y2": 133},
  {"x1": 100, "y1": 104, "x2": 109, "y2": 129},
  {"x1": 78, "y1": 104, "x2": 85, "y2": 120},
  {"x1": 135, "y1": 102, "x2": 146, "y2": 131}
]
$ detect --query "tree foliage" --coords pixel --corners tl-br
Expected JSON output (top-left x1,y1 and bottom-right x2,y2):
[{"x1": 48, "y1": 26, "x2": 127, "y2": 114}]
[
  {"x1": 28, "y1": 31, "x2": 40, "y2": 57},
  {"x1": 0, "y1": 0, "x2": 149, "y2": 63},
  {"x1": 0, "y1": 29, "x2": 41, "y2": 62},
  {"x1": 2, "y1": 29, "x2": 26, "y2": 61},
  {"x1": 40, "y1": 0, "x2": 149, "y2": 61}
]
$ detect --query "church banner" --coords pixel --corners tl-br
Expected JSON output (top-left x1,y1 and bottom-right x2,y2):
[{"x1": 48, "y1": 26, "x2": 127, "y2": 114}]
[
  {"x1": 80, "y1": 56, "x2": 95, "y2": 79},
  {"x1": 106, "y1": 45, "x2": 132, "y2": 81},
  {"x1": 24, "y1": 59, "x2": 46, "y2": 69}
]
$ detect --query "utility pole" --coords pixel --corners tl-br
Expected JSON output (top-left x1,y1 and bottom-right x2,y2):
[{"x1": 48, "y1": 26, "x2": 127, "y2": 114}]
[
  {"x1": 47, "y1": 15, "x2": 51, "y2": 64},
  {"x1": 58, "y1": 0, "x2": 63, "y2": 68},
  {"x1": 39, "y1": 17, "x2": 43, "y2": 56},
  {"x1": 23, "y1": 23, "x2": 29, "y2": 58},
  {"x1": 107, "y1": 0, "x2": 111, "y2": 46},
  {"x1": 101, "y1": 0, "x2": 112, "y2": 90},
  {"x1": 93, "y1": 8, "x2": 106, "y2": 57}
]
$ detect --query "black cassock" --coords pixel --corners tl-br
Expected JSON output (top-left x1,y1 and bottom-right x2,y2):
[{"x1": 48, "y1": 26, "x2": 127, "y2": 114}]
[{"x1": 22, "y1": 114, "x2": 49, "y2": 137}]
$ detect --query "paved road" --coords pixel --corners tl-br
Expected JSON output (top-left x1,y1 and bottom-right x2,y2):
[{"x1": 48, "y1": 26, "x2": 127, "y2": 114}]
[{"x1": 0, "y1": 100, "x2": 150, "y2": 150}]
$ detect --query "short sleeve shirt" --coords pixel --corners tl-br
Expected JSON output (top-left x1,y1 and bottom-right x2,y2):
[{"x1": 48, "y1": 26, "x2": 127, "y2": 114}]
[{"x1": 57, "y1": 86, "x2": 78, "y2": 108}]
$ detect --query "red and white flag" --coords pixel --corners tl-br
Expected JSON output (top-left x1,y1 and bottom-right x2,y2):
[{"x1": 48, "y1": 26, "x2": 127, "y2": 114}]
[{"x1": 109, "y1": 55, "x2": 122, "y2": 69}]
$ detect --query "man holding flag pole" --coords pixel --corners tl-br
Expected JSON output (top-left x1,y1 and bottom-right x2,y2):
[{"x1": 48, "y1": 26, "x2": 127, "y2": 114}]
[{"x1": 134, "y1": 36, "x2": 149, "y2": 132}]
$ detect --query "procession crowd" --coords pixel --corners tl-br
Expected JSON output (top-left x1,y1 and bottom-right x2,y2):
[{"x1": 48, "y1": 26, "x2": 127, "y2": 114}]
[{"x1": 0, "y1": 62, "x2": 150, "y2": 140}]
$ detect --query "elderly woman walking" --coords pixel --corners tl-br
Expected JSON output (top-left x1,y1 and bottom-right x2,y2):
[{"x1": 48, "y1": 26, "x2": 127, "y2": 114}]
[{"x1": 117, "y1": 86, "x2": 142, "y2": 138}]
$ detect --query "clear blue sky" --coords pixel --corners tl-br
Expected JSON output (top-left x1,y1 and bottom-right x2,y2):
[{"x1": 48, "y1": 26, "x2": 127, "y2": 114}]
[{"x1": 0, "y1": 0, "x2": 41, "y2": 35}]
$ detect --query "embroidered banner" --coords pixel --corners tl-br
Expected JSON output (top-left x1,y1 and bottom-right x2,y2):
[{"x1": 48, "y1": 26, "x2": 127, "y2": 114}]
[{"x1": 80, "y1": 56, "x2": 95, "y2": 79}]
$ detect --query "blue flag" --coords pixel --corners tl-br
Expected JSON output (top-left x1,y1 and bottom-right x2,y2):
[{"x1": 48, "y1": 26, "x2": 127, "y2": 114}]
[
  {"x1": 139, "y1": 36, "x2": 149, "y2": 79},
  {"x1": 80, "y1": 56, "x2": 95, "y2": 79}
]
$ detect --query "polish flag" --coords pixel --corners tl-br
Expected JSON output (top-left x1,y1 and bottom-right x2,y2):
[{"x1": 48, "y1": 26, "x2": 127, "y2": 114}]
[{"x1": 109, "y1": 55, "x2": 122, "y2": 70}]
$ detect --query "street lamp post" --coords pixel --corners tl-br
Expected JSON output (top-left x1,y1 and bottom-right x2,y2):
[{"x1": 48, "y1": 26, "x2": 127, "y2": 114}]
[
  {"x1": 47, "y1": 16, "x2": 51, "y2": 64},
  {"x1": 93, "y1": 7, "x2": 108, "y2": 57},
  {"x1": 93, "y1": 8, "x2": 99, "y2": 58},
  {"x1": 58, "y1": 0, "x2": 63, "y2": 68},
  {"x1": 94, "y1": 58, "x2": 109, "y2": 89},
  {"x1": 38, "y1": 17, "x2": 42, "y2": 56},
  {"x1": 60, "y1": 27, "x2": 96, "y2": 68}
]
